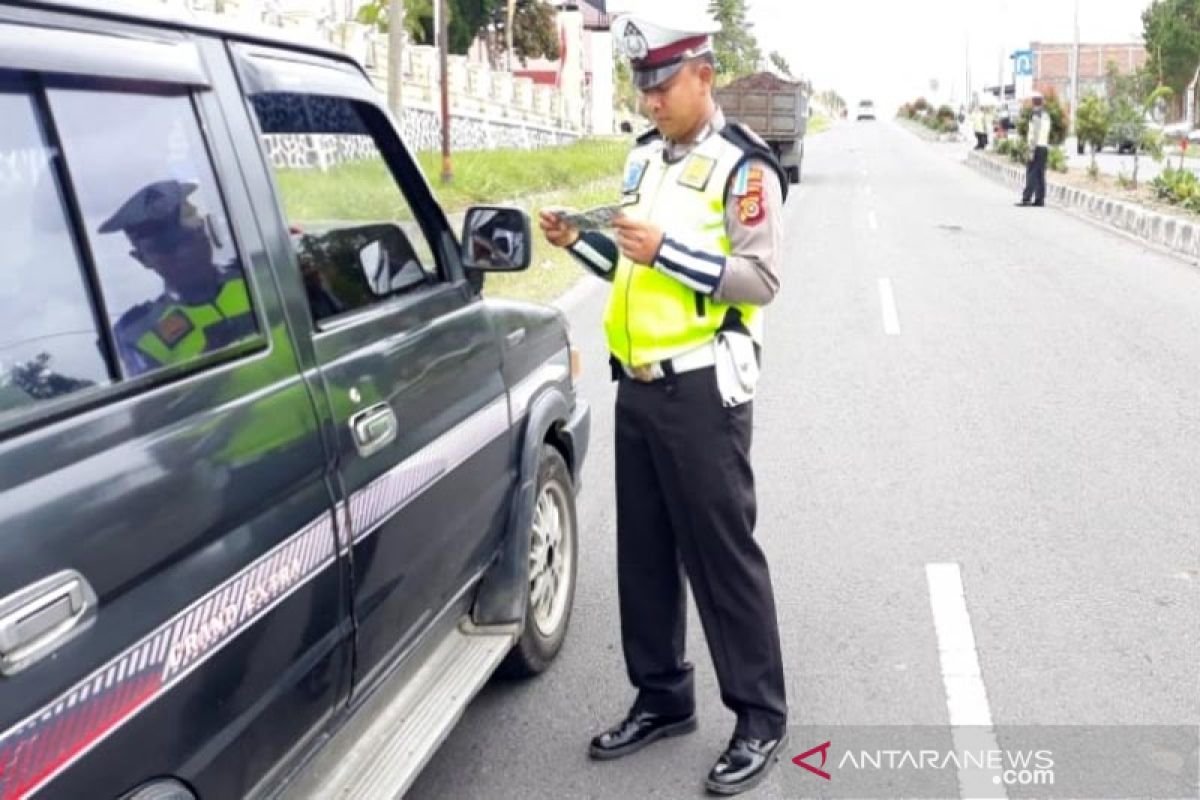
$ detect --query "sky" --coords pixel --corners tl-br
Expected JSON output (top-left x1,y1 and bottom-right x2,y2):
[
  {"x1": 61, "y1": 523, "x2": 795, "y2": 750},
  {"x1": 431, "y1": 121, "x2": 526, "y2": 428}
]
[{"x1": 744, "y1": 0, "x2": 1153, "y2": 109}]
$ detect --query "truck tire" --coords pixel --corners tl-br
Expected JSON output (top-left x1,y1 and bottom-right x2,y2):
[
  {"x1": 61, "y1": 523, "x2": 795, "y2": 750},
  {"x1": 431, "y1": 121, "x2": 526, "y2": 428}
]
[
  {"x1": 498, "y1": 445, "x2": 578, "y2": 678},
  {"x1": 787, "y1": 164, "x2": 801, "y2": 185}
]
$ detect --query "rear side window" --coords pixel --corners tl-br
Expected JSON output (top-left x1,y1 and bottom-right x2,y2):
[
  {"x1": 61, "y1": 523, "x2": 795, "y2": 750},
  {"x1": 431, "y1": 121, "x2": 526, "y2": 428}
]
[
  {"x1": 48, "y1": 83, "x2": 259, "y2": 378},
  {"x1": 249, "y1": 93, "x2": 441, "y2": 326},
  {"x1": 0, "y1": 74, "x2": 110, "y2": 418}
]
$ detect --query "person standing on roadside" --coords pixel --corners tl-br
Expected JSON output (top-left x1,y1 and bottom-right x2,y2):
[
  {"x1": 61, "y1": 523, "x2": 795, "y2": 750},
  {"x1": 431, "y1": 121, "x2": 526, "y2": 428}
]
[{"x1": 1018, "y1": 92, "x2": 1050, "y2": 207}]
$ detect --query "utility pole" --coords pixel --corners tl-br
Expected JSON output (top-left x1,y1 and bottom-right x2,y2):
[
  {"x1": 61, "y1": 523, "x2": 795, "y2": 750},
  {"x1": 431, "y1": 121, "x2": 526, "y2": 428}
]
[
  {"x1": 1070, "y1": 0, "x2": 1080, "y2": 137},
  {"x1": 387, "y1": 0, "x2": 405, "y2": 120},
  {"x1": 506, "y1": 0, "x2": 517, "y2": 72},
  {"x1": 438, "y1": 0, "x2": 453, "y2": 185}
]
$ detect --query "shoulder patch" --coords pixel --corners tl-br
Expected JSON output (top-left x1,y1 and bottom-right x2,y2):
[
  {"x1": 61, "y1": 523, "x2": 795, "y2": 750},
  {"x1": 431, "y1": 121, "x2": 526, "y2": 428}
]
[
  {"x1": 155, "y1": 309, "x2": 195, "y2": 348},
  {"x1": 623, "y1": 159, "x2": 649, "y2": 194},
  {"x1": 734, "y1": 165, "x2": 767, "y2": 226},
  {"x1": 677, "y1": 154, "x2": 717, "y2": 191}
]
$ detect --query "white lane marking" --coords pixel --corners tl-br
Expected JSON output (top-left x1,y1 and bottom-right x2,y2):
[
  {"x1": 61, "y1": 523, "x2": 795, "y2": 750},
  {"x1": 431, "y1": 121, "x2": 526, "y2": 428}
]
[
  {"x1": 868, "y1": 210, "x2": 879, "y2": 230},
  {"x1": 877, "y1": 278, "x2": 900, "y2": 336},
  {"x1": 926, "y1": 563, "x2": 1007, "y2": 798}
]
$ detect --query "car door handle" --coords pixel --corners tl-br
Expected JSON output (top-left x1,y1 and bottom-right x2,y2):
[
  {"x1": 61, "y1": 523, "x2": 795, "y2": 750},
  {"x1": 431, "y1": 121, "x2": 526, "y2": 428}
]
[
  {"x1": 0, "y1": 570, "x2": 97, "y2": 676},
  {"x1": 506, "y1": 328, "x2": 526, "y2": 348},
  {"x1": 350, "y1": 403, "x2": 397, "y2": 458}
]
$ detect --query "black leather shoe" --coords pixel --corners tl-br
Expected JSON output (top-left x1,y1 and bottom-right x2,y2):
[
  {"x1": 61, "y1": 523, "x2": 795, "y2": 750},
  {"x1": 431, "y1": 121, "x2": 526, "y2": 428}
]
[
  {"x1": 588, "y1": 709, "x2": 697, "y2": 760},
  {"x1": 705, "y1": 733, "x2": 788, "y2": 795}
]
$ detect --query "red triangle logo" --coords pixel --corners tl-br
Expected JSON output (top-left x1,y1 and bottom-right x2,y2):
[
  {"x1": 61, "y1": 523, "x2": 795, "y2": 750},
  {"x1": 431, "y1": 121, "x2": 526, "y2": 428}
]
[{"x1": 792, "y1": 740, "x2": 833, "y2": 780}]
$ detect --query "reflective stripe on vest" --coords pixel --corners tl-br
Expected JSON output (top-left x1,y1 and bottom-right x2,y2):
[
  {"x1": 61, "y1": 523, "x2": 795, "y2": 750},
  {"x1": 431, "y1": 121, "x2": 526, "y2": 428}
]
[
  {"x1": 604, "y1": 132, "x2": 763, "y2": 368},
  {"x1": 136, "y1": 277, "x2": 254, "y2": 365}
]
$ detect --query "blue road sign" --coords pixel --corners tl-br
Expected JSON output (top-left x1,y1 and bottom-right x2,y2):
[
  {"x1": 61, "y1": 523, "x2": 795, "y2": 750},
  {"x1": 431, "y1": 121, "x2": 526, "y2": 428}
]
[{"x1": 1012, "y1": 50, "x2": 1034, "y2": 77}]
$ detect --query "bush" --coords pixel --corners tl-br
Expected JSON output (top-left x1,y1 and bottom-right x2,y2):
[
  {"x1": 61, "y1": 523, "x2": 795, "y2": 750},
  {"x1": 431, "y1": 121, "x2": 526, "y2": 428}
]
[
  {"x1": 1151, "y1": 165, "x2": 1200, "y2": 212},
  {"x1": 1076, "y1": 93, "x2": 1111, "y2": 155},
  {"x1": 1047, "y1": 146, "x2": 1068, "y2": 173},
  {"x1": 1005, "y1": 138, "x2": 1030, "y2": 164}
]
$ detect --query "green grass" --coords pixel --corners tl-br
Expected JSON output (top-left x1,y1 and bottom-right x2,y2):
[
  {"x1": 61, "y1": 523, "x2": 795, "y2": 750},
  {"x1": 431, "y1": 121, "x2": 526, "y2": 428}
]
[
  {"x1": 808, "y1": 114, "x2": 832, "y2": 135},
  {"x1": 272, "y1": 138, "x2": 629, "y2": 222},
  {"x1": 416, "y1": 139, "x2": 629, "y2": 211},
  {"x1": 483, "y1": 178, "x2": 621, "y2": 305}
]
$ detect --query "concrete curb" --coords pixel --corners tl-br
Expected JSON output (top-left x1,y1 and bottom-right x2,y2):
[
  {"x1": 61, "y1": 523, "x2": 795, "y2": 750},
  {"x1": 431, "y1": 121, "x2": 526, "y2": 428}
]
[{"x1": 966, "y1": 150, "x2": 1200, "y2": 263}]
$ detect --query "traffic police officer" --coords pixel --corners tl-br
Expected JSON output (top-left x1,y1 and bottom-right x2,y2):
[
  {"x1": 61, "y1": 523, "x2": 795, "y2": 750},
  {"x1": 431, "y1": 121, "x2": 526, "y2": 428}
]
[
  {"x1": 100, "y1": 179, "x2": 257, "y2": 376},
  {"x1": 1019, "y1": 92, "x2": 1051, "y2": 207},
  {"x1": 540, "y1": 3, "x2": 790, "y2": 794}
]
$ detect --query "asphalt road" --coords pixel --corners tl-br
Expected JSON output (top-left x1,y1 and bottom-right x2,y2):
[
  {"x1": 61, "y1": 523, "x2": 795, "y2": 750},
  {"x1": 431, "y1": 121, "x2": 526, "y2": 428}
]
[{"x1": 407, "y1": 119, "x2": 1200, "y2": 799}]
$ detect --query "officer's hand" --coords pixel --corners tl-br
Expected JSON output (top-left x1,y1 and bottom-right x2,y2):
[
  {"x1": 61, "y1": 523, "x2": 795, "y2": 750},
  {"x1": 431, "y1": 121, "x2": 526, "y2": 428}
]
[
  {"x1": 613, "y1": 215, "x2": 665, "y2": 265},
  {"x1": 539, "y1": 211, "x2": 580, "y2": 249}
]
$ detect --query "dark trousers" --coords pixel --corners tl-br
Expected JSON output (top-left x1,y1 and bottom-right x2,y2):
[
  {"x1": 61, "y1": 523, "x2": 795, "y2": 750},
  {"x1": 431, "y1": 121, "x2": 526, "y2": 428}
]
[
  {"x1": 614, "y1": 368, "x2": 788, "y2": 741},
  {"x1": 974, "y1": 132, "x2": 988, "y2": 150},
  {"x1": 1023, "y1": 145, "x2": 1048, "y2": 204}
]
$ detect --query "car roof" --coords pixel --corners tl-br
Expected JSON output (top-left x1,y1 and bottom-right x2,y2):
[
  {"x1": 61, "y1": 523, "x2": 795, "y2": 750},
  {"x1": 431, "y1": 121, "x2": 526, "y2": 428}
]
[{"x1": 7, "y1": 0, "x2": 356, "y2": 64}]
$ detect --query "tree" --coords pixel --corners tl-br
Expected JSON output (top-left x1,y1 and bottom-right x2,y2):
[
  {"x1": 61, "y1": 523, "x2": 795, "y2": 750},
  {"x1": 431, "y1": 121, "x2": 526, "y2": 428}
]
[
  {"x1": 708, "y1": 0, "x2": 762, "y2": 81},
  {"x1": 490, "y1": 0, "x2": 560, "y2": 67},
  {"x1": 768, "y1": 51, "x2": 793, "y2": 79},
  {"x1": 1107, "y1": 64, "x2": 1173, "y2": 188},
  {"x1": 1142, "y1": 0, "x2": 1200, "y2": 112},
  {"x1": 1075, "y1": 93, "x2": 1111, "y2": 172},
  {"x1": 357, "y1": 0, "x2": 558, "y2": 62},
  {"x1": 357, "y1": 0, "x2": 433, "y2": 43}
]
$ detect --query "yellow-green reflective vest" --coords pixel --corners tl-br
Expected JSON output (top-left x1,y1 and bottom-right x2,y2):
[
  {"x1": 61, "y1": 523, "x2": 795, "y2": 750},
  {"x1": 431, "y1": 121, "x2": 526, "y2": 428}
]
[
  {"x1": 134, "y1": 277, "x2": 255, "y2": 366},
  {"x1": 604, "y1": 132, "x2": 764, "y2": 368}
]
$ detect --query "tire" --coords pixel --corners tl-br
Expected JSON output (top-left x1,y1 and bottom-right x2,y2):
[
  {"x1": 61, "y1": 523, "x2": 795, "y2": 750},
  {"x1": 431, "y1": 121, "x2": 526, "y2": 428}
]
[
  {"x1": 787, "y1": 165, "x2": 801, "y2": 185},
  {"x1": 497, "y1": 445, "x2": 578, "y2": 678}
]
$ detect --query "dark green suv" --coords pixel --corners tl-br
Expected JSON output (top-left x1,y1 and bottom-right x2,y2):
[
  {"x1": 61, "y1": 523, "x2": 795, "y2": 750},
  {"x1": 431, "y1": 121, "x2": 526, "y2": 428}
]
[{"x1": 0, "y1": 3, "x2": 589, "y2": 798}]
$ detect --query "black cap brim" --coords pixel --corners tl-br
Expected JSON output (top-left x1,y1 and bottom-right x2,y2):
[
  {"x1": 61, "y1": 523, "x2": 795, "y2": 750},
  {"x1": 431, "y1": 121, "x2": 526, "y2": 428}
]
[{"x1": 632, "y1": 60, "x2": 686, "y2": 91}]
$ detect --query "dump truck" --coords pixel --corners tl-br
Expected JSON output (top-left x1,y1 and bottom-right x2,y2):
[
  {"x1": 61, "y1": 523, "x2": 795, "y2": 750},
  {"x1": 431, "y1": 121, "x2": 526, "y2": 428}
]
[{"x1": 715, "y1": 72, "x2": 810, "y2": 184}]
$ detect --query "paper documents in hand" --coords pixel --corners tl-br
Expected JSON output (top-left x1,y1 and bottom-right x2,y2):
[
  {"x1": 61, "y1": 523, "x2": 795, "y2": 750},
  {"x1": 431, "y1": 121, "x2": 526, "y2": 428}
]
[{"x1": 546, "y1": 204, "x2": 627, "y2": 231}]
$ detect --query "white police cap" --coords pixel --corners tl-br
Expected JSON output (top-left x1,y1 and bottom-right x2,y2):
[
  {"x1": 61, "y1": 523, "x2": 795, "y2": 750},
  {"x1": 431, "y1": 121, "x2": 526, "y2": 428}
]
[{"x1": 614, "y1": 1, "x2": 722, "y2": 90}]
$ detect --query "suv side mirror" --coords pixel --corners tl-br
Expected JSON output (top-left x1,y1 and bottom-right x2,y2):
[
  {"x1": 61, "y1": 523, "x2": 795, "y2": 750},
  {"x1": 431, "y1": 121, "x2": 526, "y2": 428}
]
[{"x1": 461, "y1": 206, "x2": 531, "y2": 272}]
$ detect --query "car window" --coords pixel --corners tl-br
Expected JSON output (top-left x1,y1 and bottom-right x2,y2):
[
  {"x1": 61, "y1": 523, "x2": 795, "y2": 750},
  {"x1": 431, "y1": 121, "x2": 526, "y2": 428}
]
[
  {"x1": 249, "y1": 93, "x2": 441, "y2": 326},
  {"x1": 48, "y1": 81, "x2": 259, "y2": 378},
  {"x1": 0, "y1": 73, "x2": 110, "y2": 420}
]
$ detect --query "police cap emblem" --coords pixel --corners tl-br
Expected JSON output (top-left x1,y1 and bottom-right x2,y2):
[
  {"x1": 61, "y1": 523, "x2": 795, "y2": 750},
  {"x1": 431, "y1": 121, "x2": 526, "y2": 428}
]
[{"x1": 620, "y1": 20, "x2": 650, "y2": 61}]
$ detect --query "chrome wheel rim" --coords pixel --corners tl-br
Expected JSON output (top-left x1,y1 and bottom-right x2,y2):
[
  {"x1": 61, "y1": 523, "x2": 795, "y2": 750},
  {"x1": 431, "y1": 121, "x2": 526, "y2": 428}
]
[{"x1": 529, "y1": 479, "x2": 573, "y2": 637}]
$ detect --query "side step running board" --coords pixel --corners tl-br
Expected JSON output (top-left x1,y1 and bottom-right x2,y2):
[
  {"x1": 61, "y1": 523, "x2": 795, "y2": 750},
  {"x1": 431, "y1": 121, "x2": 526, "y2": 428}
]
[{"x1": 279, "y1": 621, "x2": 515, "y2": 799}]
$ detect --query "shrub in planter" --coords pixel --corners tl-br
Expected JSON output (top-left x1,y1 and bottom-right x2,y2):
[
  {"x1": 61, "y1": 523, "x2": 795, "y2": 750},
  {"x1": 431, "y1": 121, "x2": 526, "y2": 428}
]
[{"x1": 1047, "y1": 146, "x2": 1068, "y2": 173}]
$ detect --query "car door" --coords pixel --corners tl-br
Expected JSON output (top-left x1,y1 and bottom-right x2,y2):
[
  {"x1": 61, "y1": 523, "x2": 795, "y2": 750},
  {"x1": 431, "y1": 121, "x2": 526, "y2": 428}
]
[
  {"x1": 233, "y1": 45, "x2": 515, "y2": 690},
  {"x1": 0, "y1": 16, "x2": 349, "y2": 800}
]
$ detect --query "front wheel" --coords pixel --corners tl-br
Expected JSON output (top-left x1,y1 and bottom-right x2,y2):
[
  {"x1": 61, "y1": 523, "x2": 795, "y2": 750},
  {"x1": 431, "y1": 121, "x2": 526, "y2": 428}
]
[
  {"x1": 787, "y1": 165, "x2": 801, "y2": 185},
  {"x1": 497, "y1": 445, "x2": 578, "y2": 678}
]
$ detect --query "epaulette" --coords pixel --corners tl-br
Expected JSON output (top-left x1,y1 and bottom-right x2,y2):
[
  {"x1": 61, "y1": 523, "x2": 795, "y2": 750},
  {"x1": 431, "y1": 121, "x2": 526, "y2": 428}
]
[
  {"x1": 114, "y1": 300, "x2": 155, "y2": 331},
  {"x1": 720, "y1": 122, "x2": 790, "y2": 202},
  {"x1": 635, "y1": 127, "x2": 662, "y2": 146}
]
